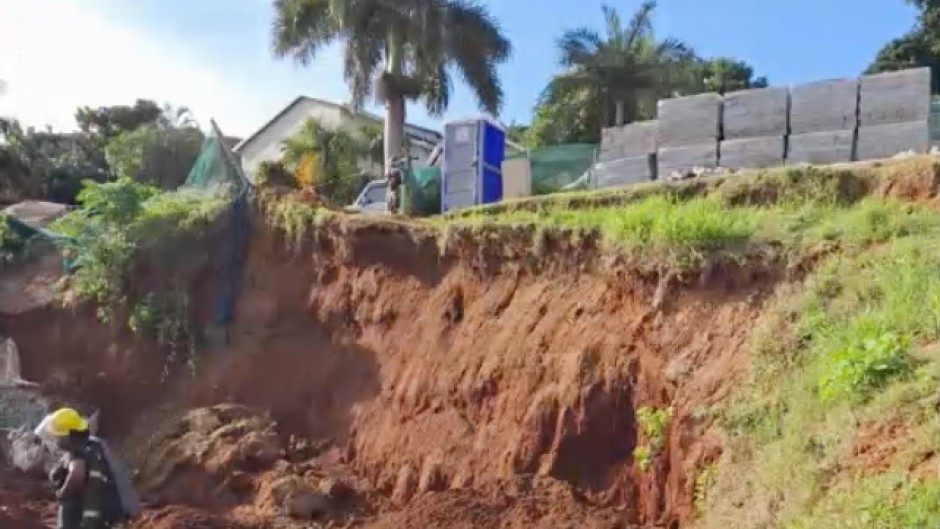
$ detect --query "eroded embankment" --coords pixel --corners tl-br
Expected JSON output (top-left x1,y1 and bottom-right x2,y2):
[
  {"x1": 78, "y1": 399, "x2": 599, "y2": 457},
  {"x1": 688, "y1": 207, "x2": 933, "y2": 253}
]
[
  {"x1": 191, "y1": 214, "x2": 786, "y2": 526},
  {"x1": 1, "y1": 212, "x2": 788, "y2": 527}
]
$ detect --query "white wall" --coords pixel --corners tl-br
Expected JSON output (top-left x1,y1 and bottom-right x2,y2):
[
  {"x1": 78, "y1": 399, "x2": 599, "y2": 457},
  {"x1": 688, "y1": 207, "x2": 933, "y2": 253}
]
[{"x1": 237, "y1": 98, "x2": 437, "y2": 181}]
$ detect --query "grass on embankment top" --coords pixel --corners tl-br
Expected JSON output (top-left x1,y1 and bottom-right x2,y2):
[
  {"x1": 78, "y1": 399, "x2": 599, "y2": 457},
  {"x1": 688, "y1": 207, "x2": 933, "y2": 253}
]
[
  {"x1": 438, "y1": 193, "x2": 940, "y2": 265},
  {"x1": 444, "y1": 155, "x2": 939, "y2": 218}
]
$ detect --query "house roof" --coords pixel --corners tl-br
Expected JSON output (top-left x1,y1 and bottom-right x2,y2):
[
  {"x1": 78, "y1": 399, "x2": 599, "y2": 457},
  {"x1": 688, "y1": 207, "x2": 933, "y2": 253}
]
[{"x1": 233, "y1": 96, "x2": 443, "y2": 153}]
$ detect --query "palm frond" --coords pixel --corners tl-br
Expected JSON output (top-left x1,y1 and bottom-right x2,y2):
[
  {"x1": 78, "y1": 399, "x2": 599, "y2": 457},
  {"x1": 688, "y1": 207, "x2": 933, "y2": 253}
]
[
  {"x1": 441, "y1": 0, "x2": 511, "y2": 115},
  {"x1": 558, "y1": 28, "x2": 602, "y2": 67},
  {"x1": 271, "y1": 0, "x2": 340, "y2": 64},
  {"x1": 624, "y1": 1, "x2": 656, "y2": 47}
]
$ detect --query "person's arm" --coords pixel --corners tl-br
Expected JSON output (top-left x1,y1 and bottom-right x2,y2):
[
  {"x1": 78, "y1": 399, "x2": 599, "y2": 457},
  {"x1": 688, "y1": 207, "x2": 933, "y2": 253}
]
[{"x1": 57, "y1": 458, "x2": 86, "y2": 499}]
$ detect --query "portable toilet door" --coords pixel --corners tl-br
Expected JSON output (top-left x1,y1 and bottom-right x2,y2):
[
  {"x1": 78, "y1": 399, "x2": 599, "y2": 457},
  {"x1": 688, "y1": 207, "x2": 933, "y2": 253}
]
[{"x1": 441, "y1": 118, "x2": 505, "y2": 212}]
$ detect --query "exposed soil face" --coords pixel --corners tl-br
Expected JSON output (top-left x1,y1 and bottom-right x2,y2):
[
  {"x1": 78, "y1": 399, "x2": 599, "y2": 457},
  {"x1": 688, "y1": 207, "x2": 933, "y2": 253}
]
[{"x1": 0, "y1": 213, "x2": 784, "y2": 527}]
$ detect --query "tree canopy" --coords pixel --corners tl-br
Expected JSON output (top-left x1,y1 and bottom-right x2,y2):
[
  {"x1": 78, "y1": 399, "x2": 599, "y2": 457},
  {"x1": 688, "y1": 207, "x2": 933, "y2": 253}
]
[
  {"x1": 524, "y1": 2, "x2": 768, "y2": 147},
  {"x1": 867, "y1": 0, "x2": 940, "y2": 91},
  {"x1": 271, "y1": 0, "x2": 510, "y2": 170}
]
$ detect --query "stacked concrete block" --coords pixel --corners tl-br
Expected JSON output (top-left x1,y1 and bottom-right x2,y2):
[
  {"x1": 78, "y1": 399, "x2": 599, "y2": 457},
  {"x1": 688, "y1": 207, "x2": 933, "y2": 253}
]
[
  {"x1": 599, "y1": 120, "x2": 658, "y2": 162},
  {"x1": 855, "y1": 68, "x2": 931, "y2": 160},
  {"x1": 594, "y1": 155, "x2": 655, "y2": 188},
  {"x1": 787, "y1": 78, "x2": 859, "y2": 164},
  {"x1": 856, "y1": 120, "x2": 930, "y2": 161},
  {"x1": 658, "y1": 143, "x2": 718, "y2": 176},
  {"x1": 786, "y1": 130, "x2": 855, "y2": 165},
  {"x1": 657, "y1": 93, "x2": 722, "y2": 147},
  {"x1": 657, "y1": 93, "x2": 720, "y2": 177},
  {"x1": 723, "y1": 86, "x2": 789, "y2": 140},
  {"x1": 789, "y1": 78, "x2": 859, "y2": 134},
  {"x1": 858, "y1": 67, "x2": 930, "y2": 127},
  {"x1": 720, "y1": 136, "x2": 785, "y2": 169}
]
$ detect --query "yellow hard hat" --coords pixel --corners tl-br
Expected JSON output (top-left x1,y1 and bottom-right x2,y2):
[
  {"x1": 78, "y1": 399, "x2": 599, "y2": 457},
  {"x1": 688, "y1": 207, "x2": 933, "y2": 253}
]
[{"x1": 43, "y1": 408, "x2": 89, "y2": 437}]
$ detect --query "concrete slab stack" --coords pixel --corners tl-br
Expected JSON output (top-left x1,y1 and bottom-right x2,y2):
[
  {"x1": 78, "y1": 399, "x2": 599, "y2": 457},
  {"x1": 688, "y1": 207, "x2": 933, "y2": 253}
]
[
  {"x1": 596, "y1": 120, "x2": 658, "y2": 187},
  {"x1": 720, "y1": 137, "x2": 786, "y2": 169},
  {"x1": 658, "y1": 143, "x2": 719, "y2": 176},
  {"x1": 856, "y1": 68, "x2": 931, "y2": 161},
  {"x1": 657, "y1": 93, "x2": 720, "y2": 175},
  {"x1": 722, "y1": 86, "x2": 789, "y2": 140},
  {"x1": 856, "y1": 120, "x2": 929, "y2": 160},
  {"x1": 786, "y1": 130, "x2": 856, "y2": 165},
  {"x1": 787, "y1": 77, "x2": 859, "y2": 164},
  {"x1": 594, "y1": 155, "x2": 656, "y2": 188},
  {"x1": 599, "y1": 120, "x2": 658, "y2": 162},
  {"x1": 789, "y1": 78, "x2": 859, "y2": 134}
]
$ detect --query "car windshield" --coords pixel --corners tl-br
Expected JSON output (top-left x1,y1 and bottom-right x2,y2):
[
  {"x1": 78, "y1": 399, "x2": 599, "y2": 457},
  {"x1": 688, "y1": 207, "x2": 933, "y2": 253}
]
[{"x1": 363, "y1": 183, "x2": 386, "y2": 203}]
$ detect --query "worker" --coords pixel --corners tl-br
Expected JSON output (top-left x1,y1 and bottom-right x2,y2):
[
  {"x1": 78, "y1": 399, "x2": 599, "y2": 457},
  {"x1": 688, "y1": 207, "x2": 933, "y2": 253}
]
[
  {"x1": 385, "y1": 156, "x2": 404, "y2": 213},
  {"x1": 39, "y1": 408, "x2": 127, "y2": 529}
]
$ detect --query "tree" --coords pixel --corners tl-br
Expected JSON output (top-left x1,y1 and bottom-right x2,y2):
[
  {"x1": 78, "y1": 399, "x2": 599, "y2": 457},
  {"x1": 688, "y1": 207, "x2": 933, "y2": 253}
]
[
  {"x1": 695, "y1": 57, "x2": 768, "y2": 95},
  {"x1": 105, "y1": 125, "x2": 205, "y2": 190},
  {"x1": 279, "y1": 117, "x2": 367, "y2": 204},
  {"x1": 75, "y1": 99, "x2": 163, "y2": 139},
  {"x1": 271, "y1": 0, "x2": 511, "y2": 171},
  {"x1": 549, "y1": 2, "x2": 692, "y2": 129},
  {"x1": 525, "y1": 84, "x2": 604, "y2": 146},
  {"x1": 868, "y1": 0, "x2": 940, "y2": 91}
]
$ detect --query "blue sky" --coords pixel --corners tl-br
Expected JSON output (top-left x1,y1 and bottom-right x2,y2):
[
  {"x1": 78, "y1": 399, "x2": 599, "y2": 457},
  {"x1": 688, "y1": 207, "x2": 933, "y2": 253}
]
[{"x1": 0, "y1": 0, "x2": 920, "y2": 138}]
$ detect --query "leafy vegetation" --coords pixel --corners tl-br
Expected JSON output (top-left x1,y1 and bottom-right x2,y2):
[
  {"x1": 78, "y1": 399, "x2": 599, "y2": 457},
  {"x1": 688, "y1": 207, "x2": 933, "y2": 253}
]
[
  {"x1": 274, "y1": 117, "x2": 375, "y2": 205},
  {"x1": 105, "y1": 124, "x2": 204, "y2": 190},
  {"x1": 707, "y1": 235, "x2": 940, "y2": 527},
  {"x1": 633, "y1": 406, "x2": 671, "y2": 471},
  {"x1": 523, "y1": 2, "x2": 767, "y2": 147},
  {"x1": 1, "y1": 99, "x2": 200, "y2": 205},
  {"x1": 52, "y1": 178, "x2": 225, "y2": 369},
  {"x1": 0, "y1": 214, "x2": 27, "y2": 266},
  {"x1": 271, "y1": 0, "x2": 510, "y2": 168},
  {"x1": 867, "y1": 0, "x2": 940, "y2": 91}
]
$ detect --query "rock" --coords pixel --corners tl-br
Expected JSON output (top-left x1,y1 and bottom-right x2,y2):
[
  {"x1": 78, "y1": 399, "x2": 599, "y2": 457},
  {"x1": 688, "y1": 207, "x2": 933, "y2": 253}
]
[
  {"x1": 238, "y1": 430, "x2": 283, "y2": 469},
  {"x1": 319, "y1": 477, "x2": 354, "y2": 500},
  {"x1": 269, "y1": 476, "x2": 331, "y2": 519},
  {"x1": 285, "y1": 489, "x2": 331, "y2": 519}
]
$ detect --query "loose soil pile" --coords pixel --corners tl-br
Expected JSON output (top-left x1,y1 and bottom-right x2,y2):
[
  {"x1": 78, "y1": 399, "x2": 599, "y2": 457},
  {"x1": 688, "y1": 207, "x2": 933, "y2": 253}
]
[{"x1": 0, "y1": 209, "x2": 785, "y2": 528}]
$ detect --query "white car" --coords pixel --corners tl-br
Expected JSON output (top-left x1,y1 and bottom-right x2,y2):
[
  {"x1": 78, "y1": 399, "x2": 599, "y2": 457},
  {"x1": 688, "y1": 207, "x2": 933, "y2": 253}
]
[{"x1": 346, "y1": 180, "x2": 388, "y2": 214}]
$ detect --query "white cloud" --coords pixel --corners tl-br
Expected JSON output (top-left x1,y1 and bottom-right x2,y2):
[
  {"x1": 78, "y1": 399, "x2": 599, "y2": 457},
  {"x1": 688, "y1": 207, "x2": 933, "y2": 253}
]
[{"x1": 0, "y1": 0, "x2": 273, "y2": 137}]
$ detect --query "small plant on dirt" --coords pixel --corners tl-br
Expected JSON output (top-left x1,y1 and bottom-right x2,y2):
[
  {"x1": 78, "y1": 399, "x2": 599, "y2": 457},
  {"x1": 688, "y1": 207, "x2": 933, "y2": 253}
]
[
  {"x1": 633, "y1": 406, "x2": 671, "y2": 471},
  {"x1": 817, "y1": 331, "x2": 912, "y2": 402},
  {"x1": 693, "y1": 462, "x2": 717, "y2": 517},
  {"x1": 262, "y1": 198, "x2": 327, "y2": 250}
]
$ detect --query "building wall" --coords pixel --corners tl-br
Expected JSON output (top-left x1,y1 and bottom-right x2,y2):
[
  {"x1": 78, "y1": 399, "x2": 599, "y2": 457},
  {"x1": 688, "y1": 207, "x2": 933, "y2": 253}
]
[{"x1": 237, "y1": 98, "x2": 437, "y2": 181}]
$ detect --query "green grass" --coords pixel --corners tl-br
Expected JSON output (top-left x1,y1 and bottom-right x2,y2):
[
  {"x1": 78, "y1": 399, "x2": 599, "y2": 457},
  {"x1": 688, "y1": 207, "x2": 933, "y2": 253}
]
[
  {"x1": 706, "y1": 235, "x2": 940, "y2": 527},
  {"x1": 786, "y1": 474, "x2": 940, "y2": 529},
  {"x1": 439, "y1": 193, "x2": 940, "y2": 268}
]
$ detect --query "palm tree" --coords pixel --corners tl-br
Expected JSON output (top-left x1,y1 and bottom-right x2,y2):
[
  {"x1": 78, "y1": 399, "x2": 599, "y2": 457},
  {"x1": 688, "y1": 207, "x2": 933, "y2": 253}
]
[
  {"x1": 280, "y1": 117, "x2": 363, "y2": 202},
  {"x1": 550, "y1": 1, "x2": 691, "y2": 128},
  {"x1": 272, "y1": 0, "x2": 511, "y2": 171}
]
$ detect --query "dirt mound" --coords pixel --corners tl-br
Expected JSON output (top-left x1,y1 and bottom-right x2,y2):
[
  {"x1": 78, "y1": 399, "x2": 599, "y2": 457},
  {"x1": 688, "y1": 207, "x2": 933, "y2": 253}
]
[{"x1": 135, "y1": 404, "x2": 284, "y2": 507}]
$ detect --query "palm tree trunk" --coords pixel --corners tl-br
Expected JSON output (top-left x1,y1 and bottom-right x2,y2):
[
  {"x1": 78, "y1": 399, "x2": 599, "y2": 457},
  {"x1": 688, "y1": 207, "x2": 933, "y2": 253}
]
[
  {"x1": 614, "y1": 100, "x2": 625, "y2": 126},
  {"x1": 384, "y1": 29, "x2": 406, "y2": 174}
]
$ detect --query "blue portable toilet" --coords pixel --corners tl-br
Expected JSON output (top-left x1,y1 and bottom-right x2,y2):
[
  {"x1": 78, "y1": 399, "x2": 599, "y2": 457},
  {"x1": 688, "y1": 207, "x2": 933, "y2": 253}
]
[{"x1": 441, "y1": 117, "x2": 506, "y2": 212}]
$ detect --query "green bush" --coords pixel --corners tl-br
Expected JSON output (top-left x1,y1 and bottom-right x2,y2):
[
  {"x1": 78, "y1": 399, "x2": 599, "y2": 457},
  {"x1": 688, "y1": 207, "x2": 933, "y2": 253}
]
[
  {"x1": 52, "y1": 178, "x2": 224, "y2": 368},
  {"x1": 817, "y1": 331, "x2": 912, "y2": 402}
]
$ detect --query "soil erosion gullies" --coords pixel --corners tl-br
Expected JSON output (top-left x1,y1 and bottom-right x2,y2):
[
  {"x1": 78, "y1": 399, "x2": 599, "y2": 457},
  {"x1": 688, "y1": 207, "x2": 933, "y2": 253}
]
[
  {"x1": 0, "y1": 210, "x2": 781, "y2": 527},
  {"x1": 196, "y1": 216, "x2": 783, "y2": 526}
]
